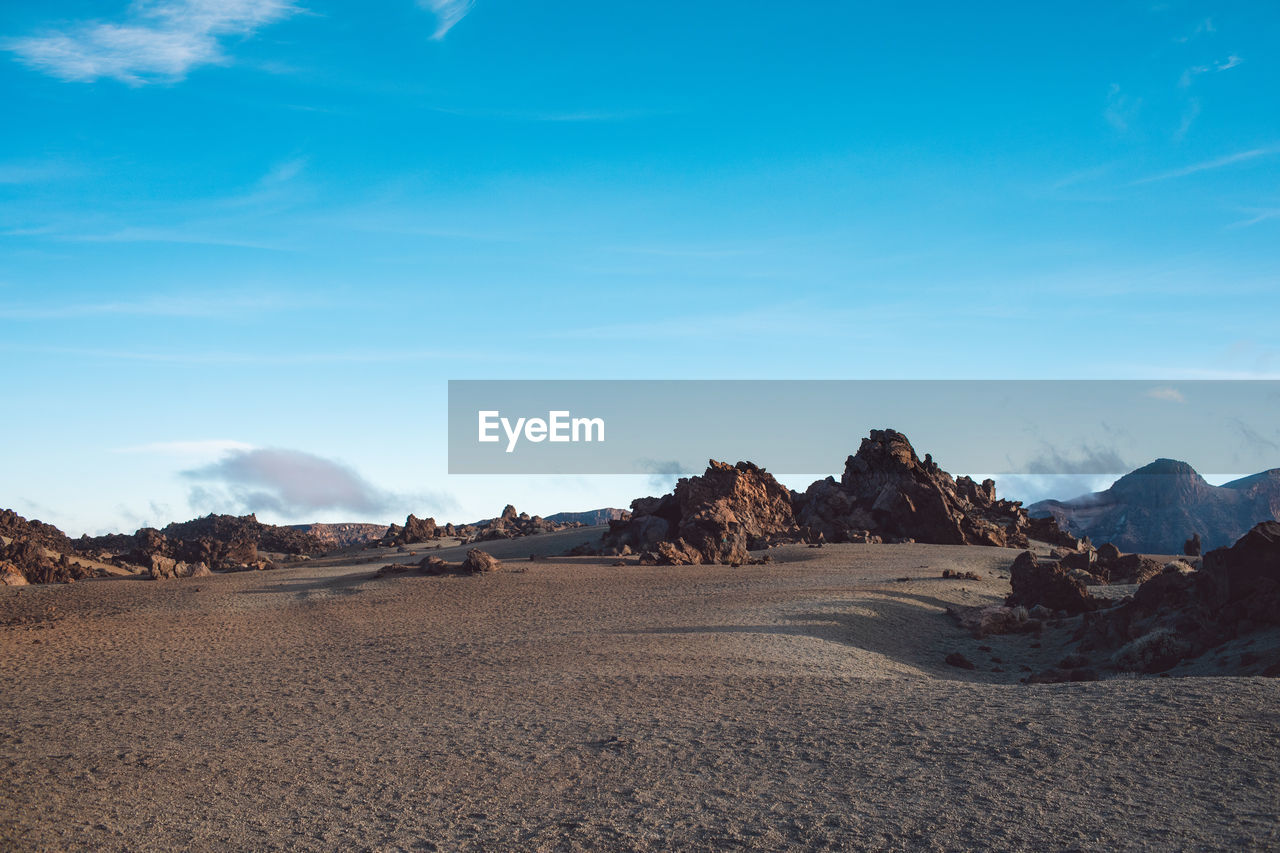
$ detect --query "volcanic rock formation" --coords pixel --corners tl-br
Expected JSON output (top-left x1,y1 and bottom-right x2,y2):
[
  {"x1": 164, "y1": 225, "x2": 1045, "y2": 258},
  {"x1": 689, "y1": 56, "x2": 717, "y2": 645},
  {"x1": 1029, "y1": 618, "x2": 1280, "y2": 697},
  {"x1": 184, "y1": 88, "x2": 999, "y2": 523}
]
[
  {"x1": 793, "y1": 429, "x2": 1035, "y2": 548},
  {"x1": 600, "y1": 460, "x2": 799, "y2": 565}
]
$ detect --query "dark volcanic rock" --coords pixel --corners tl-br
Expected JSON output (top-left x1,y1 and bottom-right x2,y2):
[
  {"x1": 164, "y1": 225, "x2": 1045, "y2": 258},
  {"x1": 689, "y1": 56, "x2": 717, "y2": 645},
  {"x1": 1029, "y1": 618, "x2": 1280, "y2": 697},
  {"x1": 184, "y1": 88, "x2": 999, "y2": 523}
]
[
  {"x1": 82, "y1": 513, "x2": 324, "y2": 572},
  {"x1": 600, "y1": 460, "x2": 799, "y2": 565},
  {"x1": 1201, "y1": 520, "x2": 1280, "y2": 625},
  {"x1": 1029, "y1": 459, "x2": 1280, "y2": 553},
  {"x1": 1006, "y1": 551, "x2": 1095, "y2": 614},
  {"x1": 386, "y1": 514, "x2": 439, "y2": 545},
  {"x1": 159, "y1": 514, "x2": 323, "y2": 555},
  {"x1": 0, "y1": 508, "x2": 77, "y2": 554},
  {"x1": 1071, "y1": 522, "x2": 1280, "y2": 674},
  {"x1": 0, "y1": 538, "x2": 90, "y2": 585},
  {"x1": 0, "y1": 509, "x2": 92, "y2": 584},
  {"x1": 793, "y1": 429, "x2": 1038, "y2": 548},
  {"x1": 1184, "y1": 532, "x2": 1202, "y2": 557}
]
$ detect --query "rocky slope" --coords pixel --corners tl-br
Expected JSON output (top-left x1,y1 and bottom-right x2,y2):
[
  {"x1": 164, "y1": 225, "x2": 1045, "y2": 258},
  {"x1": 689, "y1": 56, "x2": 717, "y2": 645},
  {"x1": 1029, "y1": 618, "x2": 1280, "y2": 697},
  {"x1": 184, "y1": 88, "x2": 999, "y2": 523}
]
[
  {"x1": 288, "y1": 522, "x2": 388, "y2": 549},
  {"x1": 545, "y1": 508, "x2": 630, "y2": 526},
  {"x1": 1028, "y1": 459, "x2": 1280, "y2": 553}
]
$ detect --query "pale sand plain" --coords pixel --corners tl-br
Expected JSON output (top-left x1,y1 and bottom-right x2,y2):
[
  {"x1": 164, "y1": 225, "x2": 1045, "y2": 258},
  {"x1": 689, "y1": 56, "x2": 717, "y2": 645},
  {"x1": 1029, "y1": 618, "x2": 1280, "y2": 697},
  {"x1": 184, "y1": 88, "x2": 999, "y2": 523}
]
[{"x1": 2, "y1": 527, "x2": 1278, "y2": 851}]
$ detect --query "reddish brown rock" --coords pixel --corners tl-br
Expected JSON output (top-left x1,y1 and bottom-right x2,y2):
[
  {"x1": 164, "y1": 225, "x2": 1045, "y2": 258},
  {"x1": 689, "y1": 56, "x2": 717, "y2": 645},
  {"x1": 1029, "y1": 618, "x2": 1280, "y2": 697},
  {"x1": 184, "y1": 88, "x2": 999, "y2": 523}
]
[
  {"x1": 793, "y1": 430, "x2": 1037, "y2": 548},
  {"x1": 463, "y1": 549, "x2": 500, "y2": 573},
  {"x1": 599, "y1": 460, "x2": 799, "y2": 565}
]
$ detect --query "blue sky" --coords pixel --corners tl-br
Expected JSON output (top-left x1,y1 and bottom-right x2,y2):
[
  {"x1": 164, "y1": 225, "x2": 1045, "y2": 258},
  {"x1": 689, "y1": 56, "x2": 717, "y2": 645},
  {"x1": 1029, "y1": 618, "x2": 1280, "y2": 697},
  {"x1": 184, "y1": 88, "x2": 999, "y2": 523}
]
[{"x1": 1, "y1": 0, "x2": 1278, "y2": 535}]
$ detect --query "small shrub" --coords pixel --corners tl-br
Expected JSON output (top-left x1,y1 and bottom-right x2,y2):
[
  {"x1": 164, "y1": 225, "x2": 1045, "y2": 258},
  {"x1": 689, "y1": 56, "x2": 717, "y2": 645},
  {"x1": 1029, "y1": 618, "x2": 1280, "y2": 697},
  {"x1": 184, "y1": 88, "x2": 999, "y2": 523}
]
[{"x1": 1111, "y1": 628, "x2": 1191, "y2": 673}]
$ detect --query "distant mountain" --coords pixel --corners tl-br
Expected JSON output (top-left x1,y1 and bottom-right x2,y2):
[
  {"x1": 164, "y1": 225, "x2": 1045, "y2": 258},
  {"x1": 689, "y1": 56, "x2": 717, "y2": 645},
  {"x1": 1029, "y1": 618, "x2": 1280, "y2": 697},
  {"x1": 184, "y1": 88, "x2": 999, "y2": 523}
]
[
  {"x1": 544, "y1": 508, "x2": 630, "y2": 526},
  {"x1": 288, "y1": 522, "x2": 389, "y2": 549},
  {"x1": 1027, "y1": 459, "x2": 1280, "y2": 553}
]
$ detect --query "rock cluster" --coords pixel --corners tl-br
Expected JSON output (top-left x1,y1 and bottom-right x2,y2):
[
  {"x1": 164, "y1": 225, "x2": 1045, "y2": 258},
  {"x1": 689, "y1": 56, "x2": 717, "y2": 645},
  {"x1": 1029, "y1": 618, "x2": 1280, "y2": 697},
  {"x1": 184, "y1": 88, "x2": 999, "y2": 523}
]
[
  {"x1": 384, "y1": 514, "x2": 441, "y2": 545},
  {"x1": 1056, "y1": 543, "x2": 1165, "y2": 586},
  {"x1": 599, "y1": 460, "x2": 799, "y2": 565},
  {"x1": 78, "y1": 514, "x2": 295, "y2": 575},
  {"x1": 1071, "y1": 522, "x2": 1280, "y2": 673},
  {"x1": 467, "y1": 505, "x2": 582, "y2": 543},
  {"x1": 578, "y1": 430, "x2": 1077, "y2": 565},
  {"x1": 0, "y1": 509, "x2": 94, "y2": 585},
  {"x1": 382, "y1": 505, "x2": 589, "y2": 548},
  {"x1": 794, "y1": 430, "x2": 1033, "y2": 548},
  {"x1": 1005, "y1": 551, "x2": 1096, "y2": 615}
]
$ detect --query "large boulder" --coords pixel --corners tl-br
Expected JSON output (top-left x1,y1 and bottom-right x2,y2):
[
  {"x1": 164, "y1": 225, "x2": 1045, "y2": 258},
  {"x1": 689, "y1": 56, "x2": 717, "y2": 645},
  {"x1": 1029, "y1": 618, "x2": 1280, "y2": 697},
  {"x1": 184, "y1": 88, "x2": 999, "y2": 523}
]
[
  {"x1": 463, "y1": 549, "x2": 501, "y2": 573},
  {"x1": 794, "y1": 429, "x2": 1035, "y2": 547},
  {"x1": 1200, "y1": 520, "x2": 1280, "y2": 625},
  {"x1": 601, "y1": 460, "x2": 799, "y2": 565},
  {"x1": 1005, "y1": 551, "x2": 1095, "y2": 614}
]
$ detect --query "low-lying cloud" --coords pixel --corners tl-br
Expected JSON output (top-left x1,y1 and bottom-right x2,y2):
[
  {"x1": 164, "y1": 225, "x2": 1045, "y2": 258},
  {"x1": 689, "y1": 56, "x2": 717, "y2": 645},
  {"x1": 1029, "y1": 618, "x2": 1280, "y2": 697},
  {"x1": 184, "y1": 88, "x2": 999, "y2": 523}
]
[{"x1": 183, "y1": 447, "x2": 400, "y2": 518}]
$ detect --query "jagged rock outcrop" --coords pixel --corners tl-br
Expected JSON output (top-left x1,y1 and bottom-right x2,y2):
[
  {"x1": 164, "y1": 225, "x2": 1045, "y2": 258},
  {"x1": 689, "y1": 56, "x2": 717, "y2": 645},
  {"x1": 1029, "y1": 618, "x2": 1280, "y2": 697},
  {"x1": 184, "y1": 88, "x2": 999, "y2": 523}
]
[
  {"x1": 793, "y1": 430, "x2": 1036, "y2": 548},
  {"x1": 1005, "y1": 551, "x2": 1096, "y2": 614},
  {"x1": 0, "y1": 539, "x2": 91, "y2": 585},
  {"x1": 0, "y1": 509, "x2": 93, "y2": 584},
  {"x1": 385, "y1": 514, "x2": 440, "y2": 545},
  {"x1": 599, "y1": 460, "x2": 799, "y2": 565},
  {"x1": 1029, "y1": 459, "x2": 1280, "y2": 553},
  {"x1": 0, "y1": 509, "x2": 77, "y2": 554}
]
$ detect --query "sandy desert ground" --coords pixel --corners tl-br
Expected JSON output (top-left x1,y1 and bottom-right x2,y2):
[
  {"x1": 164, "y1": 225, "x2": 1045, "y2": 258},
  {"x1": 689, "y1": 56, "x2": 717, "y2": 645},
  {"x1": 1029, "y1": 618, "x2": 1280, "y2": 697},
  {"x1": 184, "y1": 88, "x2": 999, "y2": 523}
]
[{"x1": 2, "y1": 527, "x2": 1278, "y2": 851}]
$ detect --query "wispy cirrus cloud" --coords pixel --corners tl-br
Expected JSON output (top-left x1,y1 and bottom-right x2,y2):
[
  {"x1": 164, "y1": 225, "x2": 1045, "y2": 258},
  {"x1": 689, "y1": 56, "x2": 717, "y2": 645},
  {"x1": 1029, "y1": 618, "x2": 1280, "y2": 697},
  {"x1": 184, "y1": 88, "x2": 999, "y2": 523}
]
[
  {"x1": 0, "y1": 292, "x2": 290, "y2": 320},
  {"x1": 1227, "y1": 207, "x2": 1280, "y2": 229},
  {"x1": 1131, "y1": 147, "x2": 1278, "y2": 185},
  {"x1": 5, "y1": 0, "x2": 297, "y2": 84},
  {"x1": 1175, "y1": 17, "x2": 1215, "y2": 43},
  {"x1": 1103, "y1": 83, "x2": 1140, "y2": 133},
  {"x1": 420, "y1": 0, "x2": 475, "y2": 40},
  {"x1": 1180, "y1": 54, "x2": 1244, "y2": 87}
]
